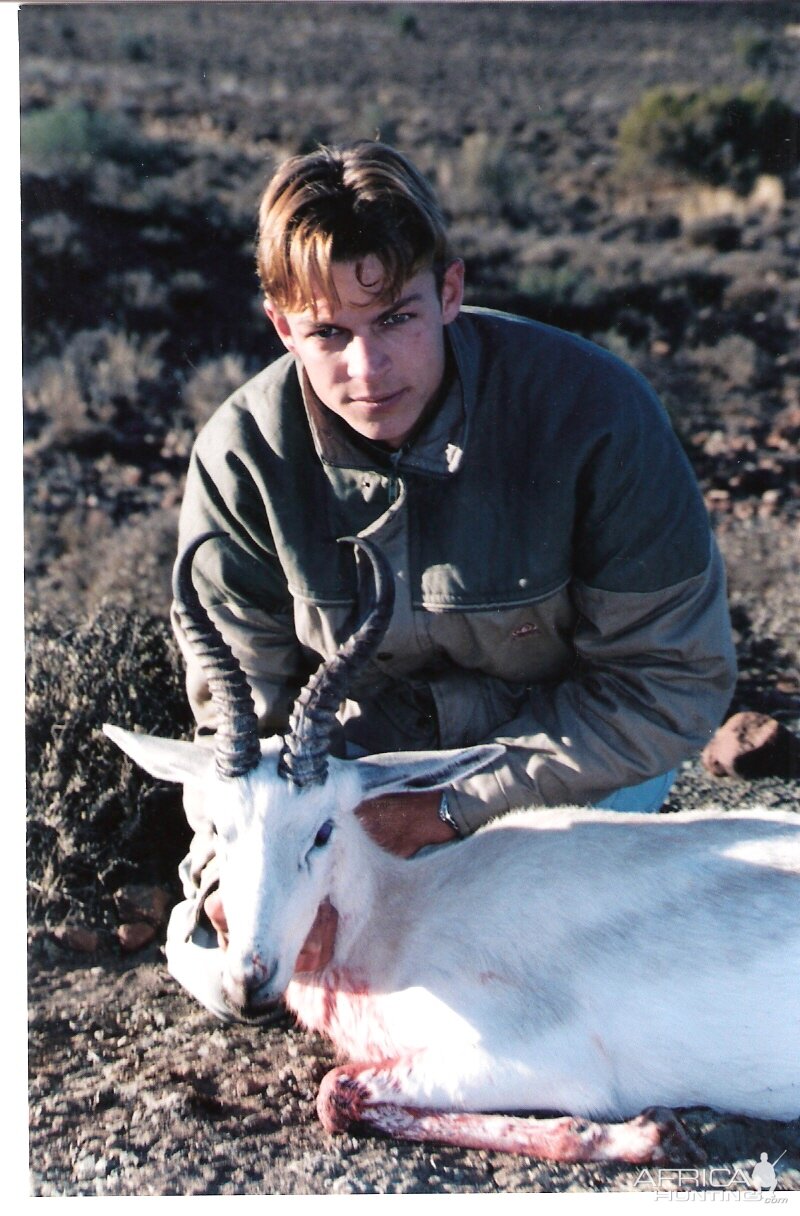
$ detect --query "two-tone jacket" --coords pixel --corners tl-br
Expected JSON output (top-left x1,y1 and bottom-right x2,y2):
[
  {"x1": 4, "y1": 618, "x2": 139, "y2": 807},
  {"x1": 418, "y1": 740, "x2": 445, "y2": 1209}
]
[{"x1": 174, "y1": 306, "x2": 737, "y2": 836}]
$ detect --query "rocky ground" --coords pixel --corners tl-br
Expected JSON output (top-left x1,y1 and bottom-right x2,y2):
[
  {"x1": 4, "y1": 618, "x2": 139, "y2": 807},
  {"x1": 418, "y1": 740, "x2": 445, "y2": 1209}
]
[{"x1": 22, "y1": 0, "x2": 800, "y2": 1197}]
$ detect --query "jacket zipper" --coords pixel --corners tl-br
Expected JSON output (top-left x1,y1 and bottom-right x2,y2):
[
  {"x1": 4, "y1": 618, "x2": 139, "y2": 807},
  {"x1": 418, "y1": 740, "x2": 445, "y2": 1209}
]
[{"x1": 387, "y1": 449, "x2": 404, "y2": 505}]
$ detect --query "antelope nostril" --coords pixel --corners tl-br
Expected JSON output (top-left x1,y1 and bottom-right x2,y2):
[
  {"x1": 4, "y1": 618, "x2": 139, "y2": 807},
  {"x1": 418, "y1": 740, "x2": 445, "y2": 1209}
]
[{"x1": 252, "y1": 956, "x2": 278, "y2": 990}]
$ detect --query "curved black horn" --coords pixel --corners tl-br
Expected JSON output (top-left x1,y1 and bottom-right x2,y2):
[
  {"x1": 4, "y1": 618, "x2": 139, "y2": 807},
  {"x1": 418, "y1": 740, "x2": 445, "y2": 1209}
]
[
  {"x1": 278, "y1": 536, "x2": 395, "y2": 787},
  {"x1": 172, "y1": 531, "x2": 262, "y2": 780}
]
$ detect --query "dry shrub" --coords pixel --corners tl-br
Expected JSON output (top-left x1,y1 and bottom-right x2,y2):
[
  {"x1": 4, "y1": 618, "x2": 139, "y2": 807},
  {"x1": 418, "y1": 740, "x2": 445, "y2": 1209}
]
[
  {"x1": 29, "y1": 508, "x2": 180, "y2": 622},
  {"x1": 27, "y1": 210, "x2": 85, "y2": 260},
  {"x1": 182, "y1": 353, "x2": 251, "y2": 429},
  {"x1": 24, "y1": 329, "x2": 165, "y2": 454},
  {"x1": 691, "y1": 335, "x2": 767, "y2": 390},
  {"x1": 438, "y1": 132, "x2": 533, "y2": 222},
  {"x1": 26, "y1": 604, "x2": 193, "y2": 932}
]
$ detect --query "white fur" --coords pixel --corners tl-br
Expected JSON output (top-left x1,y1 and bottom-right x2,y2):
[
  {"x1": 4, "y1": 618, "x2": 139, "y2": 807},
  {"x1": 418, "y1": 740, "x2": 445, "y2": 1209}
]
[{"x1": 104, "y1": 724, "x2": 800, "y2": 1123}]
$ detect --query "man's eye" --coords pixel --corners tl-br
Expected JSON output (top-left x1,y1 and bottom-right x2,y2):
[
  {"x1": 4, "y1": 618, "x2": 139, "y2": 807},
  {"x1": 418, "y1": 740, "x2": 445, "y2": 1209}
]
[
  {"x1": 383, "y1": 312, "x2": 413, "y2": 327},
  {"x1": 312, "y1": 326, "x2": 341, "y2": 340}
]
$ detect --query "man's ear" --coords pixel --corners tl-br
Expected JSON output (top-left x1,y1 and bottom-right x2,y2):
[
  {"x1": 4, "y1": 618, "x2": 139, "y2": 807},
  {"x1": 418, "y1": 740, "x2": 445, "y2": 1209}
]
[
  {"x1": 440, "y1": 259, "x2": 465, "y2": 325},
  {"x1": 263, "y1": 299, "x2": 297, "y2": 355}
]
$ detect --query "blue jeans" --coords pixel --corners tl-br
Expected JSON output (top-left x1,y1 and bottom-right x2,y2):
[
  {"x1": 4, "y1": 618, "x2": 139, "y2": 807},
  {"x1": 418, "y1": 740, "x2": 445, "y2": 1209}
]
[{"x1": 593, "y1": 769, "x2": 677, "y2": 813}]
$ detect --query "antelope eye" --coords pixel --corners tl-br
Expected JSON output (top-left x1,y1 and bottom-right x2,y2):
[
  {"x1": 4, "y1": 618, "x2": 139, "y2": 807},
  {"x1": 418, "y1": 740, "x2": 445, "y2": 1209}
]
[{"x1": 314, "y1": 820, "x2": 334, "y2": 849}]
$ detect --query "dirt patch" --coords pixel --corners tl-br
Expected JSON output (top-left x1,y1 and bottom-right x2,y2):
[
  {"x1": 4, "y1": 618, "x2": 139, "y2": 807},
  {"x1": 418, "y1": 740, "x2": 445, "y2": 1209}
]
[{"x1": 25, "y1": 946, "x2": 800, "y2": 1196}]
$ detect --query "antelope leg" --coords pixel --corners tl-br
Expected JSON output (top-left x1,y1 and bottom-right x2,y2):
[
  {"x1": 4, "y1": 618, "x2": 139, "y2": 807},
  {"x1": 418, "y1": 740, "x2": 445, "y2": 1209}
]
[{"x1": 355, "y1": 1099, "x2": 704, "y2": 1165}]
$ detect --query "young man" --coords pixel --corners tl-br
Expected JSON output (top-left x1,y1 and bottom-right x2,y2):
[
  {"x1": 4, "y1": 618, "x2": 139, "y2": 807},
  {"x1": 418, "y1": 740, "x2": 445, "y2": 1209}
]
[{"x1": 171, "y1": 141, "x2": 736, "y2": 988}]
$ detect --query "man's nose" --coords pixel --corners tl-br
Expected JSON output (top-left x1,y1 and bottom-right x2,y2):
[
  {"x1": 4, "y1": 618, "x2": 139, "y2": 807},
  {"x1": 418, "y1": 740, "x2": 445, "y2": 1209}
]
[{"x1": 346, "y1": 335, "x2": 389, "y2": 381}]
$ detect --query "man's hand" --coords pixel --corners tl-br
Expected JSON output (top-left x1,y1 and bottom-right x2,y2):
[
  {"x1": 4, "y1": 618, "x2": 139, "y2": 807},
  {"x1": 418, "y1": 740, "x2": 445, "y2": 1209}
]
[
  {"x1": 204, "y1": 889, "x2": 228, "y2": 950},
  {"x1": 355, "y1": 790, "x2": 459, "y2": 858}
]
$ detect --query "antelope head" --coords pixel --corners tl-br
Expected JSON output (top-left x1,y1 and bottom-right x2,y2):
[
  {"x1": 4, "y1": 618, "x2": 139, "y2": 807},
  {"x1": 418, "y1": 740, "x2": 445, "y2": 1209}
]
[{"x1": 104, "y1": 532, "x2": 502, "y2": 1017}]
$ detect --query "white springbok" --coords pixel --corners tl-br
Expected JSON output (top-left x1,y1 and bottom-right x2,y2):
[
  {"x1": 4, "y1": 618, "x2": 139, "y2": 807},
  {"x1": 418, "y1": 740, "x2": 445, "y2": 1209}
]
[{"x1": 104, "y1": 533, "x2": 800, "y2": 1166}]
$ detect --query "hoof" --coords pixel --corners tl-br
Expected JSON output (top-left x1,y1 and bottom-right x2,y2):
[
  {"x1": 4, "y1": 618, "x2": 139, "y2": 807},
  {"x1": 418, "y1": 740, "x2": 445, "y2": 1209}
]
[{"x1": 317, "y1": 1067, "x2": 371, "y2": 1135}]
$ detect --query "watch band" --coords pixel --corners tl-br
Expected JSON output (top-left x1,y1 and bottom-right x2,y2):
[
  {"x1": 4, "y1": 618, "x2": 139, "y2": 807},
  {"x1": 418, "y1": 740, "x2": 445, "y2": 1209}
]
[{"x1": 438, "y1": 789, "x2": 461, "y2": 837}]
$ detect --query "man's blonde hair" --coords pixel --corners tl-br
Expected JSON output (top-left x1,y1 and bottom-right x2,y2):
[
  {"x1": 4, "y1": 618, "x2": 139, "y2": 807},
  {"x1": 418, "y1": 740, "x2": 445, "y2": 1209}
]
[{"x1": 256, "y1": 141, "x2": 453, "y2": 313}]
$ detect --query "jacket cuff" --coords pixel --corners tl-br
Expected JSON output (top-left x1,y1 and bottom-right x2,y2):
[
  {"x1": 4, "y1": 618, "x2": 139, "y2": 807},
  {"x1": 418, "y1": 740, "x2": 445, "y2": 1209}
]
[
  {"x1": 445, "y1": 771, "x2": 502, "y2": 835},
  {"x1": 447, "y1": 757, "x2": 530, "y2": 835}
]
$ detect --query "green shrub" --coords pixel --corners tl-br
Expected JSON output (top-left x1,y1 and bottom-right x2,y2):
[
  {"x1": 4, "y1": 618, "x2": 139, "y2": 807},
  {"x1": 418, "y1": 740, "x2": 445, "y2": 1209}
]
[
  {"x1": 357, "y1": 102, "x2": 399, "y2": 147},
  {"x1": 618, "y1": 84, "x2": 800, "y2": 194},
  {"x1": 118, "y1": 30, "x2": 157, "y2": 62},
  {"x1": 515, "y1": 265, "x2": 602, "y2": 310},
  {"x1": 388, "y1": 6, "x2": 421, "y2": 38},
  {"x1": 21, "y1": 103, "x2": 168, "y2": 175}
]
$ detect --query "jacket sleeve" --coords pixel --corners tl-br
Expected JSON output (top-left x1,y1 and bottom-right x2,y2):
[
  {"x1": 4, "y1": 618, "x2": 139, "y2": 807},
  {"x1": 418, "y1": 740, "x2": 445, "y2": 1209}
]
[{"x1": 444, "y1": 539, "x2": 736, "y2": 835}]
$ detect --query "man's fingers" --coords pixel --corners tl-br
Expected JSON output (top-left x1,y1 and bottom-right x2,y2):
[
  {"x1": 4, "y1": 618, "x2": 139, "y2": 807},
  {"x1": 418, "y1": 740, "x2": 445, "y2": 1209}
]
[{"x1": 203, "y1": 890, "x2": 229, "y2": 949}]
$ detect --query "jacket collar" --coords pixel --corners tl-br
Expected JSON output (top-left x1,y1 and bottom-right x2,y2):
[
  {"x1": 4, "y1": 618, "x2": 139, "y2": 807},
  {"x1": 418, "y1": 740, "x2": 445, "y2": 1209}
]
[{"x1": 298, "y1": 311, "x2": 480, "y2": 478}]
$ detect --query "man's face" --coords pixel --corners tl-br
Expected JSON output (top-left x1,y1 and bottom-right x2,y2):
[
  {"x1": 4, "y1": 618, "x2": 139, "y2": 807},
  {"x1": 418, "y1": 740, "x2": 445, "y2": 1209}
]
[{"x1": 265, "y1": 256, "x2": 464, "y2": 449}]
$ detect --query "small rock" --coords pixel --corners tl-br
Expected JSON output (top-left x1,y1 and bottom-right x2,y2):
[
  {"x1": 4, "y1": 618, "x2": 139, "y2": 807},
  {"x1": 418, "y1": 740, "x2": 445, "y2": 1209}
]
[
  {"x1": 120, "y1": 465, "x2": 142, "y2": 487},
  {"x1": 766, "y1": 406, "x2": 800, "y2": 451},
  {"x1": 704, "y1": 489, "x2": 731, "y2": 512},
  {"x1": 113, "y1": 883, "x2": 170, "y2": 927},
  {"x1": 51, "y1": 924, "x2": 100, "y2": 953},
  {"x1": 759, "y1": 489, "x2": 782, "y2": 517},
  {"x1": 117, "y1": 921, "x2": 157, "y2": 952},
  {"x1": 702, "y1": 712, "x2": 800, "y2": 780},
  {"x1": 74, "y1": 1154, "x2": 97, "y2": 1182}
]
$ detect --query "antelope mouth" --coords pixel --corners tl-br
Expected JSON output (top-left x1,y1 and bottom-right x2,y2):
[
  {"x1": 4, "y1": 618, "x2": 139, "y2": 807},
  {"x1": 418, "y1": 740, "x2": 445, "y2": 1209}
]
[
  {"x1": 222, "y1": 983, "x2": 286, "y2": 1024},
  {"x1": 236, "y1": 1003, "x2": 285, "y2": 1026}
]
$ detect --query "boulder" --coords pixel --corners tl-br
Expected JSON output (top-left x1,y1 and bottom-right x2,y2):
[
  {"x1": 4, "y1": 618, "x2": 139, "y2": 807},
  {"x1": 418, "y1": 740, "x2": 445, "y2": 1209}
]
[{"x1": 702, "y1": 711, "x2": 800, "y2": 779}]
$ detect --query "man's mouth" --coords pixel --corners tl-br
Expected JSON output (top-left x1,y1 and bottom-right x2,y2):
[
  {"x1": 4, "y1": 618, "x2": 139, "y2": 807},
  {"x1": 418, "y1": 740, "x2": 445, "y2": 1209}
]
[{"x1": 348, "y1": 388, "x2": 406, "y2": 409}]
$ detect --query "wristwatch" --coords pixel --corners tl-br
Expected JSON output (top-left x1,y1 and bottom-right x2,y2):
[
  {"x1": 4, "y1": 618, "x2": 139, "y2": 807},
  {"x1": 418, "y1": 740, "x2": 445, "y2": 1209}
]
[{"x1": 438, "y1": 789, "x2": 461, "y2": 837}]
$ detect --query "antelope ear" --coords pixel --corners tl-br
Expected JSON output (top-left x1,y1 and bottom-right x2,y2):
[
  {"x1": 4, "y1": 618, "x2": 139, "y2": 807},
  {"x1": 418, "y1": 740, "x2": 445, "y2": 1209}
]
[
  {"x1": 354, "y1": 744, "x2": 505, "y2": 799},
  {"x1": 103, "y1": 724, "x2": 214, "y2": 785}
]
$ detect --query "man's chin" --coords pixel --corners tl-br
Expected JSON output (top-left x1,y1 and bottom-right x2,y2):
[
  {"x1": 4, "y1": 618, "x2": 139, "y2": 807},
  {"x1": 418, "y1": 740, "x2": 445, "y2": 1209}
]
[{"x1": 346, "y1": 415, "x2": 418, "y2": 449}]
